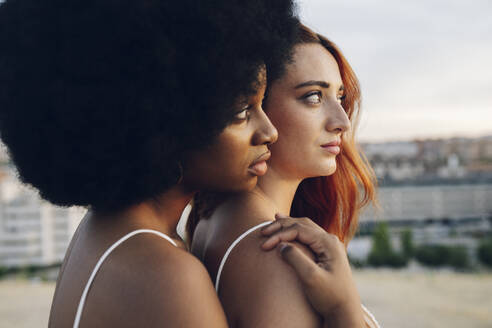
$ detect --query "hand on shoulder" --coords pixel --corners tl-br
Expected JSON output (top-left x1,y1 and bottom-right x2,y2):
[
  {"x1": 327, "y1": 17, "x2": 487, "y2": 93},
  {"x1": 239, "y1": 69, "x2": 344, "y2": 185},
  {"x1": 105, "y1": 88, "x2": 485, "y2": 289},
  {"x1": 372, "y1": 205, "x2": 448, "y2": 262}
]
[
  {"x1": 260, "y1": 214, "x2": 365, "y2": 328},
  {"x1": 217, "y1": 222, "x2": 321, "y2": 328}
]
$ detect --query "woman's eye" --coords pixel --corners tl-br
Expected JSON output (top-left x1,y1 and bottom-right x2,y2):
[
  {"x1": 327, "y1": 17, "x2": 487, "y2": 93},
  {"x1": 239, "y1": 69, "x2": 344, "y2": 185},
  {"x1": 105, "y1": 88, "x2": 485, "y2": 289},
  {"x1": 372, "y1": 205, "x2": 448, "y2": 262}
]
[
  {"x1": 234, "y1": 105, "x2": 250, "y2": 121},
  {"x1": 338, "y1": 94, "x2": 346, "y2": 103},
  {"x1": 303, "y1": 91, "x2": 322, "y2": 104}
]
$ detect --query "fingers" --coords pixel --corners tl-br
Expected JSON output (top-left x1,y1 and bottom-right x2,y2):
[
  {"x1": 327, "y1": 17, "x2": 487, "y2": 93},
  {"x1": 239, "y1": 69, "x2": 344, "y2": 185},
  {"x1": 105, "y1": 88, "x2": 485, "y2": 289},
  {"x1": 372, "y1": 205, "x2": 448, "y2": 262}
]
[
  {"x1": 261, "y1": 227, "x2": 299, "y2": 250},
  {"x1": 260, "y1": 220, "x2": 283, "y2": 236},
  {"x1": 278, "y1": 242, "x2": 319, "y2": 286},
  {"x1": 262, "y1": 218, "x2": 327, "y2": 253},
  {"x1": 262, "y1": 214, "x2": 318, "y2": 234},
  {"x1": 262, "y1": 223, "x2": 320, "y2": 251},
  {"x1": 260, "y1": 213, "x2": 296, "y2": 235}
]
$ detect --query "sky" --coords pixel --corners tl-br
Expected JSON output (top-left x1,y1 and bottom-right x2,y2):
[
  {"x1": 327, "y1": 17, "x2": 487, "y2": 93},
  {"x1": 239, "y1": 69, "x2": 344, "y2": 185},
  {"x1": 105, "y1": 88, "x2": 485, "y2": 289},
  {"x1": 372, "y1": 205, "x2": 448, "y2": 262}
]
[{"x1": 298, "y1": 0, "x2": 492, "y2": 142}]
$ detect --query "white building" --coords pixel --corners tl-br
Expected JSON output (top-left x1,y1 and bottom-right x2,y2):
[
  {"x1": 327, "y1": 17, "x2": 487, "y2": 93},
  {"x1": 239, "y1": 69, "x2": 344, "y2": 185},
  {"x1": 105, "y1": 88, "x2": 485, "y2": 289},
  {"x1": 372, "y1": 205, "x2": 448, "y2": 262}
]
[
  {"x1": 0, "y1": 190, "x2": 85, "y2": 268},
  {"x1": 361, "y1": 141, "x2": 419, "y2": 159},
  {"x1": 361, "y1": 184, "x2": 492, "y2": 222},
  {"x1": 437, "y1": 154, "x2": 466, "y2": 179}
]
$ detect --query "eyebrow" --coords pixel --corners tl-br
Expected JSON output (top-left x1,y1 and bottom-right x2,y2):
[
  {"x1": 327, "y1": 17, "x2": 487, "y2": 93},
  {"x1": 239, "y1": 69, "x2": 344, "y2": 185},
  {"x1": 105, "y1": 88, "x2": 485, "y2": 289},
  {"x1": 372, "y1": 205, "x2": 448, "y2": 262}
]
[
  {"x1": 294, "y1": 80, "x2": 345, "y2": 92},
  {"x1": 294, "y1": 80, "x2": 330, "y2": 89}
]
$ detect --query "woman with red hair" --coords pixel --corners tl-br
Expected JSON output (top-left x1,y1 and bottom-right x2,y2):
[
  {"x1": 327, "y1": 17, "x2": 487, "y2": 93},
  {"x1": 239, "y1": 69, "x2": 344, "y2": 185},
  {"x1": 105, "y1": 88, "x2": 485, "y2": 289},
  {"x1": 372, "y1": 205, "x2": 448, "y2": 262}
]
[{"x1": 187, "y1": 24, "x2": 379, "y2": 327}]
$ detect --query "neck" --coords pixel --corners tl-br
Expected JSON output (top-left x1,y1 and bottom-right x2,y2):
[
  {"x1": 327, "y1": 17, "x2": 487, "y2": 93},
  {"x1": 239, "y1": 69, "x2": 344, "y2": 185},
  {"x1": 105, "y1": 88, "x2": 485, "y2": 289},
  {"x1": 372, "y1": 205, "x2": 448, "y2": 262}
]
[
  {"x1": 256, "y1": 167, "x2": 302, "y2": 215},
  {"x1": 112, "y1": 185, "x2": 194, "y2": 238}
]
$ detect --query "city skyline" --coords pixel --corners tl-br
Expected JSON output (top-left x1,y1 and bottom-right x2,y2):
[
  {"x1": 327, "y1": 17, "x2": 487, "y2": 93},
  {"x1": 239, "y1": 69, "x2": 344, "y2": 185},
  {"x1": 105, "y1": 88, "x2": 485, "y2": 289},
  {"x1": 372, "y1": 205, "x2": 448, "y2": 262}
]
[{"x1": 300, "y1": 0, "x2": 492, "y2": 142}]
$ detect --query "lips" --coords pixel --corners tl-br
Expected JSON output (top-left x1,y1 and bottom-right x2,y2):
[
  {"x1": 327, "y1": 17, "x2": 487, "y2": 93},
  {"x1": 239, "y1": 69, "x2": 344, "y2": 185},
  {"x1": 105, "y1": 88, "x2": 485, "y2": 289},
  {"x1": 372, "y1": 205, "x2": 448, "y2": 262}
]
[
  {"x1": 248, "y1": 151, "x2": 271, "y2": 176},
  {"x1": 321, "y1": 140, "x2": 341, "y2": 155}
]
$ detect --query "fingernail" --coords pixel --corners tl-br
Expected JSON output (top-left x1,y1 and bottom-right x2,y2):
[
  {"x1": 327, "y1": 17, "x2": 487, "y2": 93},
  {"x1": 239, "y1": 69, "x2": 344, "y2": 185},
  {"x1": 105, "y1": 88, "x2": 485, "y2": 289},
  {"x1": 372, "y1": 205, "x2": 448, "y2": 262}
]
[{"x1": 279, "y1": 243, "x2": 290, "y2": 253}]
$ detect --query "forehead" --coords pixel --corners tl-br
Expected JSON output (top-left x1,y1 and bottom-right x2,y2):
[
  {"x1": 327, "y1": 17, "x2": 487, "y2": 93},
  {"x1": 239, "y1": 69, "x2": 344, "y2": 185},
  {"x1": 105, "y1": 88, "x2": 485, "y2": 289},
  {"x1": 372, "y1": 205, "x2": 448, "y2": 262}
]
[{"x1": 285, "y1": 43, "x2": 342, "y2": 87}]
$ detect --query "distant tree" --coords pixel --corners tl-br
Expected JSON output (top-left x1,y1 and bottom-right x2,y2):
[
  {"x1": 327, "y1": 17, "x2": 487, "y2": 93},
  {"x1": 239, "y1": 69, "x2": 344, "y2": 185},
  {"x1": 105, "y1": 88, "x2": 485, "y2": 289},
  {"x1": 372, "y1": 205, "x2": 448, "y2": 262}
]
[
  {"x1": 368, "y1": 222, "x2": 392, "y2": 266},
  {"x1": 415, "y1": 244, "x2": 470, "y2": 269},
  {"x1": 368, "y1": 222, "x2": 407, "y2": 268},
  {"x1": 447, "y1": 246, "x2": 470, "y2": 270},
  {"x1": 0, "y1": 266, "x2": 7, "y2": 278},
  {"x1": 400, "y1": 228, "x2": 414, "y2": 260},
  {"x1": 477, "y1": 238, "x2": 492, "y2": 267},
  {"x1": 415, "y1": 245, "x2": 449, "y2": 267}
]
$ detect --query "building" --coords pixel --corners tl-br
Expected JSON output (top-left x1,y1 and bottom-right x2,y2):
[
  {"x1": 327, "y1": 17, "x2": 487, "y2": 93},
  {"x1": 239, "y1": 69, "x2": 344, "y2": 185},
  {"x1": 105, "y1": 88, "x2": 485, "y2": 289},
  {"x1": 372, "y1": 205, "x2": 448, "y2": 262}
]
[{"x1": 0, "y1": 190, "x2": 85, "y2": 268}]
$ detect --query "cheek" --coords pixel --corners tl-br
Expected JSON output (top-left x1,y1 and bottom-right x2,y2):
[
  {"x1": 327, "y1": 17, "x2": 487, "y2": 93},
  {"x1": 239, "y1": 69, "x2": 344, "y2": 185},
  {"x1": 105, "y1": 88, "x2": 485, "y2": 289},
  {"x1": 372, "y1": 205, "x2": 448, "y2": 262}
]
[
  {"x1": 269, "y1": 107, "x2": 318, "y2": 159},
  {"x1": 205, "y1": 142, "x2": 256, "y2": 191},
  {"x1": 214, "y1": 131, "x2": 250, "y2": 172},
  {"x1": 184, "y1": 130, "x2": 254, "y2": 190},
  {"x1": 267, "y1": 105, "x2": 335, "y2": 178}
]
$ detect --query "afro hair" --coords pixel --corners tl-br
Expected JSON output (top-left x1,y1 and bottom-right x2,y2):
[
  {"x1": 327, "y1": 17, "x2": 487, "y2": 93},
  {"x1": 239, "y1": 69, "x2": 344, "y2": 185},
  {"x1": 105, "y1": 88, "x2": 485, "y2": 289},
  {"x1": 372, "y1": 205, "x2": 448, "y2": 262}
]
[{"x1": 0, "y1": 0, "x2": 299, "y2": 210}]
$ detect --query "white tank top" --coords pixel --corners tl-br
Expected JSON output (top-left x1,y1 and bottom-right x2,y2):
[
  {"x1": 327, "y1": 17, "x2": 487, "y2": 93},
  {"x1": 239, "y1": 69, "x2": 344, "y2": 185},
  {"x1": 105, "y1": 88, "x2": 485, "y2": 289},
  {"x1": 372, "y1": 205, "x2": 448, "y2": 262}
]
[
  {"x1": 214, "y1": 221, "x2": 381, "y2": 328},
  {"x1": 73, "y1": 229, "x2": 177, "y2": 328}
]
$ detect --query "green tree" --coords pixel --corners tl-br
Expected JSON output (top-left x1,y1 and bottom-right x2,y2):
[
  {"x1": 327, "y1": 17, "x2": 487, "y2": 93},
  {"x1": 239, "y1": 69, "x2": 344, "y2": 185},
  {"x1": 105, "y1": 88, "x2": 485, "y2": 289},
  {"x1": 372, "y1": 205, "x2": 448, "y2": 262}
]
[
  {"x1": 415, "y1": 245, "x2": 449, "y2": 267},
  {"x1": 415, "y1": 244, "x2": 470, "y2": 269},
  {"x1": 400, "y1": 228, "x2": 414, "y2": 260},
  {"x1": 447, "y1": 246, "x2": 469, "y2": 270},
  {"x1": 477, "y1": 238, "x2": 492, "y2": 267},
  {"x1": 368, "y1": 222, "x2": 407, "y2": 268},
  {"x1": 0, "y1": 266, "x2": 7, "y2": 278}
]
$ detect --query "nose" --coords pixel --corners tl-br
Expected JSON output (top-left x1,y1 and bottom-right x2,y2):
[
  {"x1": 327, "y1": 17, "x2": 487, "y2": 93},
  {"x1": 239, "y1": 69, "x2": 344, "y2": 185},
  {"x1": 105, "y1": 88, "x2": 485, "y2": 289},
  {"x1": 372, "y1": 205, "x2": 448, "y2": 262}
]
[
  {"x1": 252, "y1": 107, "x2": 278, "y2": 146},
  {"x1": 325, "y1": 101, "x2": 350, "y2": 134}
]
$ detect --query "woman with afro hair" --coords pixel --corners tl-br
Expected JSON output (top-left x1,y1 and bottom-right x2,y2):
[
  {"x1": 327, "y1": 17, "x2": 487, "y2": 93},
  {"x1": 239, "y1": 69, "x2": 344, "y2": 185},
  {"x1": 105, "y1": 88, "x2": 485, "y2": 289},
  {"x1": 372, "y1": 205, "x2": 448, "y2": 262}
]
[
  {"x1": 187, "y1": 24, "x2": 381, "y2": 328},
  {"x1": 0, "y1": 0, "x2": 356, "y2": 327}
]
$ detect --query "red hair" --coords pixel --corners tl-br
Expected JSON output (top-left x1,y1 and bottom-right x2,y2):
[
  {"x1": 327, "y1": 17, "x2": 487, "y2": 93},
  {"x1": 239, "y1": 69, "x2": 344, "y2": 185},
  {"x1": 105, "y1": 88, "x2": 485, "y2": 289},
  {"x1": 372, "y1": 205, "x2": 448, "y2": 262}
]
[
  {"x1": 289, "y1": 25, "x2": 378, "y2": 244},
  {"x1": 187, "y1": 24, "x2": 378, "y2": 244}
]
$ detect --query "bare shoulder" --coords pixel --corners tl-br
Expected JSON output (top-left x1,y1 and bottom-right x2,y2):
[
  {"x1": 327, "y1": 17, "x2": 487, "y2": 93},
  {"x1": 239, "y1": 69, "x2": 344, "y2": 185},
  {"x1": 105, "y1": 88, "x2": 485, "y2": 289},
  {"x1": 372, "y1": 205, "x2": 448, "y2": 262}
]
[
  {"x1": 219, "y1": 228, "x2": 320, "y2": 328},
  {"x1": 81, "y1": 233, "x2": 227, "y2": 328}
]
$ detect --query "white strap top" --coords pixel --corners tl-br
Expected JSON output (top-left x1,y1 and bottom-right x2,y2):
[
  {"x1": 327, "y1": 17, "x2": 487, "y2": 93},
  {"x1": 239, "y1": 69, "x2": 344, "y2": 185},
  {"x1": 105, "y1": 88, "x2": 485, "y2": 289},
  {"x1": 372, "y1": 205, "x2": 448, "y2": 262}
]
[
  {"x1": 362, "y1": 304, "x2": 381, "y2": 328},
  {"x1": 214, "y1": 222, "x2": 381, "y2": 328},
  {"x1": 215, "y1": 221, "x2": 272, "y2": 291},
  {"x1": 73, "y1": 229, "x2": 177, "y2": 328}
]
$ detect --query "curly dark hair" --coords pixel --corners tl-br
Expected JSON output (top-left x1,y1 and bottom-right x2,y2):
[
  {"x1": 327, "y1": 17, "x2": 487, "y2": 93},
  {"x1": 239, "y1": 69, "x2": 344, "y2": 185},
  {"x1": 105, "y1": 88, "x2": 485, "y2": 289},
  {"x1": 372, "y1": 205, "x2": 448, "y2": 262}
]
[{"x1": 0, "y1": 0, "x2": 299, "y2": 210}]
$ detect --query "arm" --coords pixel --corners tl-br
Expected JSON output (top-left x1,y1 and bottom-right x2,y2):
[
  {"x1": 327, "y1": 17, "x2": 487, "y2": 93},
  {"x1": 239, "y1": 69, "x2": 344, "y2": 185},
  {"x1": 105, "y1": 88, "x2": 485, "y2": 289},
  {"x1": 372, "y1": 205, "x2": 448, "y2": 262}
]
[{"x1": 260, "y1": 215, "x2": 365, "y2": 328}]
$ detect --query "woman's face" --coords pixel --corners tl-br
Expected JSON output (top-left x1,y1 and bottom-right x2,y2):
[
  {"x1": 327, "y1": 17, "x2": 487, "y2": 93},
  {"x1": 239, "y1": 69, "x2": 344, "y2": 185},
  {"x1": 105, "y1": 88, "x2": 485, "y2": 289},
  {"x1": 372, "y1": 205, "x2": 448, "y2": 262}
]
[
  {"x1": 183, "y1": 69, "x2": 278, "y2": 192},
  {"x1": 264, "y1": 43, "x2": 350, "y2": 180}
]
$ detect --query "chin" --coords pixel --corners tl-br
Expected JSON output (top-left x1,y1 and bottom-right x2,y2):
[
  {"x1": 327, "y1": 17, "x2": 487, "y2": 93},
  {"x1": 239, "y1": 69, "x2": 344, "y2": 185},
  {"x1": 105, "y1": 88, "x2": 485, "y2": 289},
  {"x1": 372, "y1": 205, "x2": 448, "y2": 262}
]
[
  {"x1": 326, "y1": 166, "x2": 337, "y2": 176},
  {"x1": 243, "y1": 176, "x2": 258, "y2": 191},
  {"x1": 313, "y1": 159, "x2": 337, "y2": 177},
  {"x1": 317, "y1": 165, "x2": 337, "y2": 177},
  {"x1": 314, "y1": 169, "x2": 336, "y2": 178},
  {"x1": 221, "y1": 175, "x2": 257, "y2": 192}
]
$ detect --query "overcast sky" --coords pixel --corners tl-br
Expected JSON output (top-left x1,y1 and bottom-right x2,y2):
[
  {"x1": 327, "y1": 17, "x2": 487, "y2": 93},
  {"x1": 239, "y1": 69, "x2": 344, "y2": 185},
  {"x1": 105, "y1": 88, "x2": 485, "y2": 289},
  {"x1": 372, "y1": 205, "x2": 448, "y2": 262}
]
[{"x1": 298, "y1": 0, "x2": 492, "y2": 142}]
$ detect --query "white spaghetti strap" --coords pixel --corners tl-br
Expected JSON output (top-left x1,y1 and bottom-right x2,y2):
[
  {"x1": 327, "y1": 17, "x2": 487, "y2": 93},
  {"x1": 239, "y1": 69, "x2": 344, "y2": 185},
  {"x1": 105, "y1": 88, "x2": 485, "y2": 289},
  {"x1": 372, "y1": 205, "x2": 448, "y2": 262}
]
[
  {"x1": 361, "y1": 304, "x2": 381, "y2": 328},
  {"x1": 73, "y1": 229, "x2": 177, "y2": 328},
  {"x1": 215, "y1": 221, "x2": 272, "y2": 291}
]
